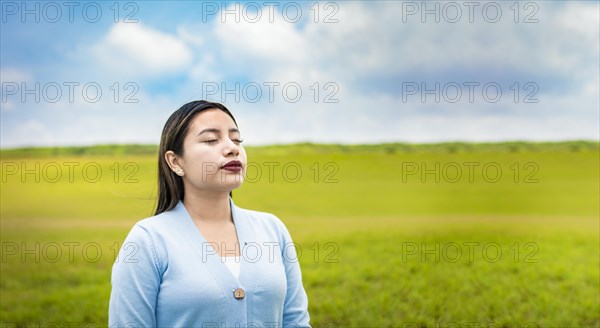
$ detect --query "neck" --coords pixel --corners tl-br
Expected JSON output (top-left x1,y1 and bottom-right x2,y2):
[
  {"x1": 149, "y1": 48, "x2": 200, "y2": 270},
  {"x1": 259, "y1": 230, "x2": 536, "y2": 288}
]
[{"x1": 183, "y1": 190, "x2": 232, "y2": 223}]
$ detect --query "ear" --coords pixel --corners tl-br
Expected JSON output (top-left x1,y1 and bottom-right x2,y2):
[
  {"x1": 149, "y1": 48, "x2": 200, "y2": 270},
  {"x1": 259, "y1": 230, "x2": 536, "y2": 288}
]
[{"x1": 165, "y1": 150, "x2": 183, "y2": 173}]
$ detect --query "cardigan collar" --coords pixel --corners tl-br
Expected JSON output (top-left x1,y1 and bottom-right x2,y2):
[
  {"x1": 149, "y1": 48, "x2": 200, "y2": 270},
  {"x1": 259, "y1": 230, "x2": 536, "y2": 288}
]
[{"x1": 169, "y1": 197, "x2": 259, "y2": 296}]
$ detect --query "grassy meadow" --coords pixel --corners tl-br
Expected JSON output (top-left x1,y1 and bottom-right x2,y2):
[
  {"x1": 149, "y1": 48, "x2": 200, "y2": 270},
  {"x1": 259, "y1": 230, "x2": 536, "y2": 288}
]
[{"x1": 0, "y1": 141, "x2": 598, "y2": 327}]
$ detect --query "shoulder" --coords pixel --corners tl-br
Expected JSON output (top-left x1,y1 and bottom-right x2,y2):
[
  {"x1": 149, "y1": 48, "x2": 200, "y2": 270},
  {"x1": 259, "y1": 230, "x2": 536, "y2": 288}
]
[
  {"x1": 121, "y1": 210, "x2": 179, "y2": 256},
  {"x1": 133, "y1": 210, "x2": 174, "y2": 232},
  {"x1": 118, "y1": 211, "x2": 173, "y2": 246},
  {"x1": 119, "y1": 208, "x2": 192, "y2": 272}
]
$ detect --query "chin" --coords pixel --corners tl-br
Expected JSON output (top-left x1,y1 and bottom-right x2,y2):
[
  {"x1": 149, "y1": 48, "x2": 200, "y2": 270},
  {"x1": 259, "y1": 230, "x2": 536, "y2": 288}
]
[{"x1": 222, "y1": 180, "x2": 244, "y2": 191}]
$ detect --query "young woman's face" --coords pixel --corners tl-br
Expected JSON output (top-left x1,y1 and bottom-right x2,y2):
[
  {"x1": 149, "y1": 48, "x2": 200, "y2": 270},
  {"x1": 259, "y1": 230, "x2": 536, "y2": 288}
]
[{"x1": 177, "y1": 109, "x2": 247, "y2": 193}]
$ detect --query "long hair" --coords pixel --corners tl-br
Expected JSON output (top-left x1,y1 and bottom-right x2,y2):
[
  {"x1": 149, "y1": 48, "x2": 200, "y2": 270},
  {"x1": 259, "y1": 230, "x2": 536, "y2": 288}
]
[{"x1": 155, "y1": 100, "x2": 238, "y2": 215}]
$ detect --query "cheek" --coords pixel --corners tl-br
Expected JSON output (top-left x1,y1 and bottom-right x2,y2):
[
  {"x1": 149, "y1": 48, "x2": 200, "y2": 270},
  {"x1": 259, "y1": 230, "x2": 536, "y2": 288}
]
[
  {"x1": 181, "y1": 146, "x2": 217, "y2": 171},
  {"x1": 240, "y1": 148, "x2": 248, "y2": 165}
]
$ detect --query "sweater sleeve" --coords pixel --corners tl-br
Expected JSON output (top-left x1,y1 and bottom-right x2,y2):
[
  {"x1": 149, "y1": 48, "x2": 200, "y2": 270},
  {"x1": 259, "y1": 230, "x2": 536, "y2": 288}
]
[
  {"x1": 277, "y1": 217, "x2": 311, "y2": 328},
  {"x1": 109, "y1": 224, "x2": 161, "y2": 328}
]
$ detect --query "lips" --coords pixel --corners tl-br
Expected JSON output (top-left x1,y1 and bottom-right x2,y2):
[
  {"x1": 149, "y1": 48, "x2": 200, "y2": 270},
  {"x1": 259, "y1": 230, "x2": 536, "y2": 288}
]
[{"x1": 221, "y1": 160, "x2": 242, "y2": 172}]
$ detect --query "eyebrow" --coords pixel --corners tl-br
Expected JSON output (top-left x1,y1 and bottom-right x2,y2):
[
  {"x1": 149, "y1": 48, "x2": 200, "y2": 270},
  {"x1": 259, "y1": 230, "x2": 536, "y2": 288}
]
[{"x1": 197, "y1": 128, "x2": 240, "y2": 136}]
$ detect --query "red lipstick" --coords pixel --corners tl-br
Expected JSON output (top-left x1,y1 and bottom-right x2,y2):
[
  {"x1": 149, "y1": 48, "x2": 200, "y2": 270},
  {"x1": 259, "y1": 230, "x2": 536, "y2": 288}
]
[{"x1": 221, "y1": 160, "x2": 242, "y2": 172}]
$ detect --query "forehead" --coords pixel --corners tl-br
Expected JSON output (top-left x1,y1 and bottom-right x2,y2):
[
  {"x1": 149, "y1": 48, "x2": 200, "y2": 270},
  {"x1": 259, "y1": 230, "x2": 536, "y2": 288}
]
[{"x1": 189, "y1": 109, "x2": 237, "y2": 131}]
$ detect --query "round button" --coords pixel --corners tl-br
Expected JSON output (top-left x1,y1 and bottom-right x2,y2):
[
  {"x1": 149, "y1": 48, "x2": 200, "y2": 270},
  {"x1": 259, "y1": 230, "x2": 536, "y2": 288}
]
[{"x1": 233, "y1": 288, "x2": 245, "y2": 300}]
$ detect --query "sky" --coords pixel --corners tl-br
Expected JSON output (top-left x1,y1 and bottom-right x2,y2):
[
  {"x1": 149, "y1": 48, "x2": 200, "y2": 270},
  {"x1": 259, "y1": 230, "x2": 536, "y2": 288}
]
[{"x1": 1, "y1": 0, "x2": 599, "y2": 148}]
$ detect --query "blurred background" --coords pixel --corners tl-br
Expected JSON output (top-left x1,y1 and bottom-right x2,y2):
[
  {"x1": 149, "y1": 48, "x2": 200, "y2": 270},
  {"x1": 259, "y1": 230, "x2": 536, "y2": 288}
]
[{"x1": 1, "y1": 1, "x2": 599, "y2": 327}]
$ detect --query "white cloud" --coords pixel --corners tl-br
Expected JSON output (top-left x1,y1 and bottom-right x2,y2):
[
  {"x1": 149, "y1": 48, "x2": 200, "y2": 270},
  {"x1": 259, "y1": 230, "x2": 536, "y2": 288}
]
[
  {"x1": 206, "y1": 1, "x2": 598, "y2": 89},
  {"x1": 0, "y1": 67, "x2": 32, "y2": 112},
  {"x1": 194, "y1": 1, "x2": 599, "y2": 143},
  {"x1": 89, "y1": 23, "x2": 194, "y2": 77},
  {"x1": 559, "y1": 2, "x2": 600, "y2": 43},
  {"x1": 3, "y1": 1, "x2": 598, "y2": 148},
  {"x1": 213, "y1": 4, "x2": 307, "y2": 66},
  {"x1": 2, "y1": 120, "x2": 54, "y2": 147},
  {"x1": 0, "y1": 67, "x2": 32, "y2": 84}
]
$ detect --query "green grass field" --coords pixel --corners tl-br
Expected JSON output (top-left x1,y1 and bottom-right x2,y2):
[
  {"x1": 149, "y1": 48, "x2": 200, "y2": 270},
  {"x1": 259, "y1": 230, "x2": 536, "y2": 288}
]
[{"x1": 1, "y1": 141, "x2": 598, "y2": 327}]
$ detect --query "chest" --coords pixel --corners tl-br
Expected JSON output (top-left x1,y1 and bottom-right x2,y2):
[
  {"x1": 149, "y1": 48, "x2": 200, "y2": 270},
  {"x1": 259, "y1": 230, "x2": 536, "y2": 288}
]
[
  {"x1": 155, "y1": 225, "x2": 288, "y2": 320},
  {"x1": 192, "y1": 220, "x2": 240, "y2": 257}
]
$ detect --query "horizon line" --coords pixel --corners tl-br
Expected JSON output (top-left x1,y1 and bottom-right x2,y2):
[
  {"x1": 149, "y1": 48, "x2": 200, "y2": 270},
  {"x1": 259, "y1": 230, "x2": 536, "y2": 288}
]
[{"x1": 1, "y1": 138, "x2": 599, "y2": 151}]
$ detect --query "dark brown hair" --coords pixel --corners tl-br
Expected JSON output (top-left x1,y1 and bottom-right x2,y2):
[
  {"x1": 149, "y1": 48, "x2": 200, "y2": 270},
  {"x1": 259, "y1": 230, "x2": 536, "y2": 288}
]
[{"x1": 155, "y1": 100, "x2": 238, "y2": 215}]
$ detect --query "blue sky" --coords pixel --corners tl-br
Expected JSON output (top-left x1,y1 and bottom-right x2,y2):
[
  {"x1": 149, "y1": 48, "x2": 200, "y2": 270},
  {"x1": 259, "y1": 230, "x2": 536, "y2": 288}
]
[{"x1": 1, "y1": 1, "x2": 598, "y2": 147}]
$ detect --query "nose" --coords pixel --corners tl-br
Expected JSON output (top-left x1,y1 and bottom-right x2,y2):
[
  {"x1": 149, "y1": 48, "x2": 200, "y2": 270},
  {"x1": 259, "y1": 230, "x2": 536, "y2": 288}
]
[{"x1": 223, "y1": 138, "x2": 240, "y2": 157}]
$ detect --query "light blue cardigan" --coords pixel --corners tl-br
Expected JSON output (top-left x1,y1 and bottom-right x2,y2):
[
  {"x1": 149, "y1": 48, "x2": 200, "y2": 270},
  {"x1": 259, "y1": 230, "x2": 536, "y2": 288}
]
[{"x1": 109, "y1": 197, "x2": 311, "y2": 327}]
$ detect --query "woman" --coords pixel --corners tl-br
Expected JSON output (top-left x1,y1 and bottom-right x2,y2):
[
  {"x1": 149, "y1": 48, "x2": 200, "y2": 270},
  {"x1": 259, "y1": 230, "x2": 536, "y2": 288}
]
[{"x1": 109, "y1": 100, "x2": 311, "y2": 327}]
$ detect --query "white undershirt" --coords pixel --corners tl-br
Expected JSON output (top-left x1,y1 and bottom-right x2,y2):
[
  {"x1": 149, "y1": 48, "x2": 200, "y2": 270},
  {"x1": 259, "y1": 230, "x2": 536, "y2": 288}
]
[{"x1": 221, "y1": 256, "x2": 241, "y2": 279}]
